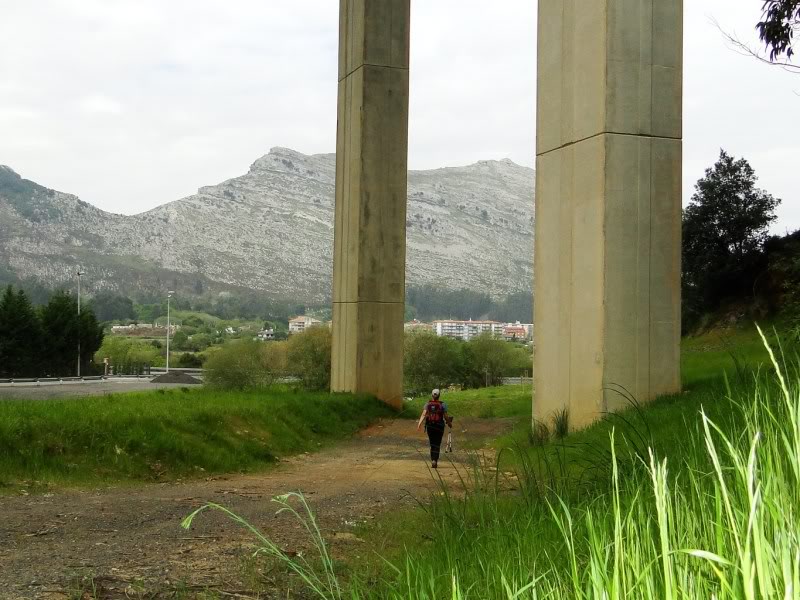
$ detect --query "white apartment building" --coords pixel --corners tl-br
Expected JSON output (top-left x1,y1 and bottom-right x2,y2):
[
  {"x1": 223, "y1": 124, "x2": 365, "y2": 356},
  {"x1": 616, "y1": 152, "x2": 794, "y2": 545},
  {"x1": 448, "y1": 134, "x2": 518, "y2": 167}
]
[
  {"x1": 289, "y1": 315, "x2": 322, "y2": 335},
  {"x1": 433, "y1": 319, "x2": 503, "y2": 341}
]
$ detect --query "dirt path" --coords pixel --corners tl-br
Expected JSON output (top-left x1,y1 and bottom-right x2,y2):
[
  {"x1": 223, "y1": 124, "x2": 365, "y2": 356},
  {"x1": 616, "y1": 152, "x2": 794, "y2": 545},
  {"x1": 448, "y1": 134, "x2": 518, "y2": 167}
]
[{"x1": 0, "y1": 418, "x2": 511, "y2": 599}]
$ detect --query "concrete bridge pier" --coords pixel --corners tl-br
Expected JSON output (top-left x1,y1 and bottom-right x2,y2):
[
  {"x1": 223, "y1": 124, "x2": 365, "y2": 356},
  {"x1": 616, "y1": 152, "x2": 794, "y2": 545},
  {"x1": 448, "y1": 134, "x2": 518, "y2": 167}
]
[
  {"x1": 534, "y1": 0, "x2": 683, "y2": 429},
  {"x1": 331, "y1": 0, "x2": 410, "y2": 408}
]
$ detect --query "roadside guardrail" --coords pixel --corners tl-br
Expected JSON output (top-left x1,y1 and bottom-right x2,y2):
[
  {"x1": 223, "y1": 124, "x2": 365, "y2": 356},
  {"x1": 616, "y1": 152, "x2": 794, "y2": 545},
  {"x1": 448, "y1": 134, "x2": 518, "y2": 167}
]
[{"x1": 501, "y1": 377, "x2": 533, "y2": 386}]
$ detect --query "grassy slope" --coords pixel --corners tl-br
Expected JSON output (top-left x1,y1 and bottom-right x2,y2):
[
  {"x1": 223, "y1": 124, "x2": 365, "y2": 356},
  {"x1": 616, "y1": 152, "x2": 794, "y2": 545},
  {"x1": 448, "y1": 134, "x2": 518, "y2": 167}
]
[
  {"x1": 343, "y1": 324, "x2": 793, "y2": 597},
  {"x1": 0, "y1": 388, "x2": 394, "y2": 489}
]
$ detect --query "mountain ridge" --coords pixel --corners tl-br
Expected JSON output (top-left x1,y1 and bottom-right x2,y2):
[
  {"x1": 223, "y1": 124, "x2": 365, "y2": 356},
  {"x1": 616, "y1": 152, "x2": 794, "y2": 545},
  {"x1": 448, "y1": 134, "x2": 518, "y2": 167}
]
[{"x1": 0, "y1": 148, "x2": 535, "y2": 303}]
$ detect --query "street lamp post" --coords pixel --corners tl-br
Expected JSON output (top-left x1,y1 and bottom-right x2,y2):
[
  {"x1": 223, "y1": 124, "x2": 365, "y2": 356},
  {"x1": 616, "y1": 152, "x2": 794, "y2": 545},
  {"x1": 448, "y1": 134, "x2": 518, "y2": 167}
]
[
  {"x1": 76, "y1": 270, "x2": 84, "y2": 377},
  {"x1": 166, "y1": 291, "x2": 175, "y2": 372}
]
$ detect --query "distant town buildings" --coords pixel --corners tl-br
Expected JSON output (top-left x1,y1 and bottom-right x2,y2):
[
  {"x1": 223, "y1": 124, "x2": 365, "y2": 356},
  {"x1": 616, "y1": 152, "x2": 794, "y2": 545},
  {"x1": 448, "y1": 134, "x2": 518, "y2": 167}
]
[
  {"x1": 110, "y1": 323, "x2": 179, "y2": 335},
  {"x1": 433, "y1": 319, "x2": 504, "y2": 341},
  {"x1": 404, "y1": 319, "x2": 432, "y2": 332},
  {"x1": 502, "y1": 322, "x2": 533, "y2": 341},
  {"x1": 289, "y1": 315, "x2": 323, "y2": 335},
  {"x1": 110, "y1": 323, "x2": 153, "y2": 333},
  {"x1": 407, "y1": 319, "x2": 533, "y2": 342}
]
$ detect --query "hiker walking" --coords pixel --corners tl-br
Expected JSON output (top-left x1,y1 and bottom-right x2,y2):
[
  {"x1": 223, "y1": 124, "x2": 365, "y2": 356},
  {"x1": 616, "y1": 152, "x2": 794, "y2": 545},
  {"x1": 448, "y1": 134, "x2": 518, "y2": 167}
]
[{"x1": 417, "y1": 388, "x2": 452, "y2": 468}]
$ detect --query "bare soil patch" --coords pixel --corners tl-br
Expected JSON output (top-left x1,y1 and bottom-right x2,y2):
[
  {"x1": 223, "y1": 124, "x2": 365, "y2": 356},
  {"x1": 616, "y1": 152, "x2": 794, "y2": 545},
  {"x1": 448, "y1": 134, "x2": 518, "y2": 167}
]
[{"x1": 0, "y1": 417, "x2": 511, "y2": 599}]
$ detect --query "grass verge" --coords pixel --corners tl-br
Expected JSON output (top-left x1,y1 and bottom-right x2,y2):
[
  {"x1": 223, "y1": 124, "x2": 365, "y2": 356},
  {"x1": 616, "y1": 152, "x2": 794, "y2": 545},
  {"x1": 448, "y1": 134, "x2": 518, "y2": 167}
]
[
  {"x1": 182, "y1": 324, "x2": 800, "y2": 598},
  {"x1": 344, "y1": 326, "x2": 799, "y2": 597},
  {"x1": 0, "y1": 388, "x2": 394, "y2": 489}
]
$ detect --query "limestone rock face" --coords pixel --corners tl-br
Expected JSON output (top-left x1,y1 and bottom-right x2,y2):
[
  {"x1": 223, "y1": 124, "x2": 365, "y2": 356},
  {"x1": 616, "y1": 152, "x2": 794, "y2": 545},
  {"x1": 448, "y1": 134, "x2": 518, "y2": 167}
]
[{"x1": 0, "y1": 148, "x2": 534, "y2": 302}]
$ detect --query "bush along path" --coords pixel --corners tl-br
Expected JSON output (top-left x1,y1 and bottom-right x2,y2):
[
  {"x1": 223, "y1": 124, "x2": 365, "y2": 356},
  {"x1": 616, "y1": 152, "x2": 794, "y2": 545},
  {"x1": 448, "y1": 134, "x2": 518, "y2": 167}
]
[{"x1": 0, "y1": 409, "x2": 513, "y2": 599}]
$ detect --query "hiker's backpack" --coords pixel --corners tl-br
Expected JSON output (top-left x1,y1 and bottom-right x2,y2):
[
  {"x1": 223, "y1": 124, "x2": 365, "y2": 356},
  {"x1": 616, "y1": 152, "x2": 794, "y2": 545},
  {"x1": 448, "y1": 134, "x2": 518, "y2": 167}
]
[{"x1": 426, "y1": 399, "x2": 446, "y2": 425}]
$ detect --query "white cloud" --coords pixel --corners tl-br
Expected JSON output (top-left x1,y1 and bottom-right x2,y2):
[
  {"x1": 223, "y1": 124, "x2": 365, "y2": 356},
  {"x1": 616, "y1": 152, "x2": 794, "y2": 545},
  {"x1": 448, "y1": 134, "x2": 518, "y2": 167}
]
[
  {"x1": 0, "y1": 0, "x2": 797, "y2": 234},
  {"x1": 0, "y1": 107, "x2": 40, "y2": 120},
  {"x1": 78, "y1": 95, "x2": 124, "y2": 116}
]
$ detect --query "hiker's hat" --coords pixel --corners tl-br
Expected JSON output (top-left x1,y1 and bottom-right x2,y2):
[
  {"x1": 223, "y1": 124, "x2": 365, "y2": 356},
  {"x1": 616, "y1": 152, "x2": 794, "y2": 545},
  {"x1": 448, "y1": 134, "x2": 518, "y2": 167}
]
[{"x1": 432, "y1": 388, "x2": 440, "y2": 398}]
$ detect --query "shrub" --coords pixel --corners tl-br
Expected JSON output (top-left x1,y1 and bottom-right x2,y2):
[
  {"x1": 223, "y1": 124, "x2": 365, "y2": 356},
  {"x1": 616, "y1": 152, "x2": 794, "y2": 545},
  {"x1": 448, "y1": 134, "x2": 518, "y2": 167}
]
[
  {"x1": 95, "y1": 336, "x2": 162, "y2": 373},
  {"x1": 463, "y1": 333, "x2": 524, "y2": 387},
  {"x1": 176, "y1": 353, "x2": 203, "y2": 368},
  {"x1": 286, "y1": 327, "x2": 331, "y2": 391},
  {"x1": 171, "y1": 329, "x2": 190, "y2": 350},
  {"x1": 204, "y1": 340, "x2": 287, "y2": 390},
  {"x1": 188, "y1": 333, "x2": 213, "y2": 352},
  {"x1": 404, "y1": 331, "x2": 464, "y2": 394}
]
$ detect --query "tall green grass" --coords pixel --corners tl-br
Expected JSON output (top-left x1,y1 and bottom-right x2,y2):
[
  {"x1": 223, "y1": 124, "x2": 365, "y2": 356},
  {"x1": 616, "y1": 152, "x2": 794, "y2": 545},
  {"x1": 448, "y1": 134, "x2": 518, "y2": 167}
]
[
  {"x1": 0, "y1": 388, "x2": 393, "y2": 488},
  {"x1": 682, "y1": 324, "x2": 774, "y2": 387},
  {"x1": 187, "y1": 330, "x2": 800, "y2": 598}
]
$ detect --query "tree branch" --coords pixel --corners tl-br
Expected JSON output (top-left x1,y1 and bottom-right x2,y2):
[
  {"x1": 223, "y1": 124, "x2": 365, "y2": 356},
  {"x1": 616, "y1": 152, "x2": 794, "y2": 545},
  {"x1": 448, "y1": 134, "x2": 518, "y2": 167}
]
[{"x1": 712, "y1": 17, "x2": 800, "y2": 74}]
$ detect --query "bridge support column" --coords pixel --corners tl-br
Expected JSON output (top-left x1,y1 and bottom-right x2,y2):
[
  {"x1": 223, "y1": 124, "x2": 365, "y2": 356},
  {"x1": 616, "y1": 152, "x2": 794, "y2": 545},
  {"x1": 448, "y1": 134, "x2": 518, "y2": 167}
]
[
  {"x1": 331, "y1": 0, "x2": 410, "y2": 408},
  {"x1": 534, "y1": 0, "x2": 683, "y2": 429}
]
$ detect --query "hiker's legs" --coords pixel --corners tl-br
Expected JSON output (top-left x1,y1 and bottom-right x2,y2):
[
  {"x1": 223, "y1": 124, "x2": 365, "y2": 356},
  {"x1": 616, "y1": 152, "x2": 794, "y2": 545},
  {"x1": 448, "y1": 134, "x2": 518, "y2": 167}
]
[{"x1": 427, "y1": 425, "x2": 445, "y2": 463}]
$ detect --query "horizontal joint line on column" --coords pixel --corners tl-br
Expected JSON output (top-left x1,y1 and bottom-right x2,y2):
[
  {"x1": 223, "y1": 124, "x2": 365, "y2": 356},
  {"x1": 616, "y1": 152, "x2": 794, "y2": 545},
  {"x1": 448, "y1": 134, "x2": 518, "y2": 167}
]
[
  {"x1": 536, "y1": 131, "x2": 682, "y2": 157},
  {"x1": 338, "y1": 63, "x2": 409, "y2": 82}
]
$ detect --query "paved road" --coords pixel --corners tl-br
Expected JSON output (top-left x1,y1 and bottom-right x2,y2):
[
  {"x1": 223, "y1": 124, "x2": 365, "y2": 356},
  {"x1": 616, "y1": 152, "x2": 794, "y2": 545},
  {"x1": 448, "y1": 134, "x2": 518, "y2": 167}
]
[{"x1": 0, "y1": 379, "x2": 199, "y2": 401}]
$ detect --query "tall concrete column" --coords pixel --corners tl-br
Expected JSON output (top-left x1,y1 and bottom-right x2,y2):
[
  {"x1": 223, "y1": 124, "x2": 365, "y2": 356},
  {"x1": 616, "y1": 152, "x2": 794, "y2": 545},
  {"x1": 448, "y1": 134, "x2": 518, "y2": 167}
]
[
  {"x1": 331, "y1": 0, "x2": 409, "y2": 408},
  {"x1": 534, "y1": 0, "x2": 683, "y2": 429}
]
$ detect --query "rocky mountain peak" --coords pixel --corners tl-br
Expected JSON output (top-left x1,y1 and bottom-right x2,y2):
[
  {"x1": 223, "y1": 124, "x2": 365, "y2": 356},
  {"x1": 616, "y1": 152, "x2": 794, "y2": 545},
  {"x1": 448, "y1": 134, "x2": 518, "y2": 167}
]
[
  {"x1": 0, "y1": 149, "x2": 535, "y2": 303},
  {"x1": 249, "y1": 147, "x2": 334, "y2": 180}
]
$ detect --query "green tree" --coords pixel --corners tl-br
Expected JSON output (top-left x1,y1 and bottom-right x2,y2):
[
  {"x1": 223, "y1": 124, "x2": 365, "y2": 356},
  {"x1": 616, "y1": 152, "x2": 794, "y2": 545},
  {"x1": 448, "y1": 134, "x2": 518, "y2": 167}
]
[
  {"x1": 758, "y1": 1, "x2": 800, "y2": 60},
  {"x1": 406, "y1": 284, "x2": 493, "y2": 321},
  {"x1": 171, "y1": 329, "x2": 190, "y2": 350},
  {"x1": 490, "y1": 291, "x2": 534, "y2": 324},
  {"x1": 187, "y1": 333, "x2": 213, "y2": 352},
  {"x1": 88, "y1": 291, "x2": 136, "y2": 323},
  {"x1": 135, "y1": 303, "x2": 163, "y2": 324},
  {"x1": 79, "y1": 309, "x2": 104, "y2": 374},
  {"x1": 39, "y1": 291, "x2": 104, "y2": 376},
  {"x1": 183, "y1": 315, "x2": 205, "y2": 328},
  {"x1": 95, "y1": 336, "x2": 162, "y2": 373},
  {"x1": 205, "y1": 340, "x2": 287, "y2": 390},
  {"x1": 682, "y1": 150, "x2": 780, "y2": 329},
  {"x1": 404, "y1": 331, "x2": 464, "y2": 394},
  {"x1": 0, "y1": 286, "x2": 43, "y2": 377},
  {"x1": 176, "y1": 352, "x2": 204, "y2": 368},
  {"x1": 463, "y1": 334, "x2": 518, "y2": 388},
  {"x1": 286, "y1": 327, "x2": 332, "y2": 391}
]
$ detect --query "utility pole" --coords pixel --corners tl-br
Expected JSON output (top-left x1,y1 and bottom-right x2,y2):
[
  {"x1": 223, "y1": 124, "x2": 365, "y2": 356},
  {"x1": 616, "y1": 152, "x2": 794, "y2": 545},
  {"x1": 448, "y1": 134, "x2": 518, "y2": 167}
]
[
  {"x1": 76, "y1": 270, "x2": 84, "y2": 377},
  {"x1": 166, "y1": 291, "x2": 174, "y2": 372}
]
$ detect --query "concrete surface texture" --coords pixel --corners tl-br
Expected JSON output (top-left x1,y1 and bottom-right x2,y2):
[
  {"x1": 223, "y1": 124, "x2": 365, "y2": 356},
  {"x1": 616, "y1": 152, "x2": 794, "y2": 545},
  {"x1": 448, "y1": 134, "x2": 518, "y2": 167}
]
[
  {"x1": 534, "y1": 0, "x2": 683, "y2": 429},
  {"x1": 331, "y1": 0, "x2": 410, "y2": 408}
]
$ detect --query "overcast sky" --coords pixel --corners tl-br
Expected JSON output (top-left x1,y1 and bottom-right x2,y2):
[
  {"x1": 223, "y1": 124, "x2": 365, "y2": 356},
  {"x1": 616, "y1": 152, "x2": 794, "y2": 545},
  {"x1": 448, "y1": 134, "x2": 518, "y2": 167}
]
[{"x1": 1, "y1": 1, "x2": 798, "y2": 231}]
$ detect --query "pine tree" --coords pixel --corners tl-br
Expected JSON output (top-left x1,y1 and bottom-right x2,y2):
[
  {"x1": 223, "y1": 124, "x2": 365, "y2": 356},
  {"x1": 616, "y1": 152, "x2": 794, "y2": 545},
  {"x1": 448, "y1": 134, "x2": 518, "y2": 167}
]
[
  {"x1": 79, "y1": 308, "x2": 104, "y2": 374},
  {"x1": 39, "y1": 291, "x2": 79, "y2": 376},
  {"x1": 0, "y1": 285, "x2": 43, "y2": 377}
]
